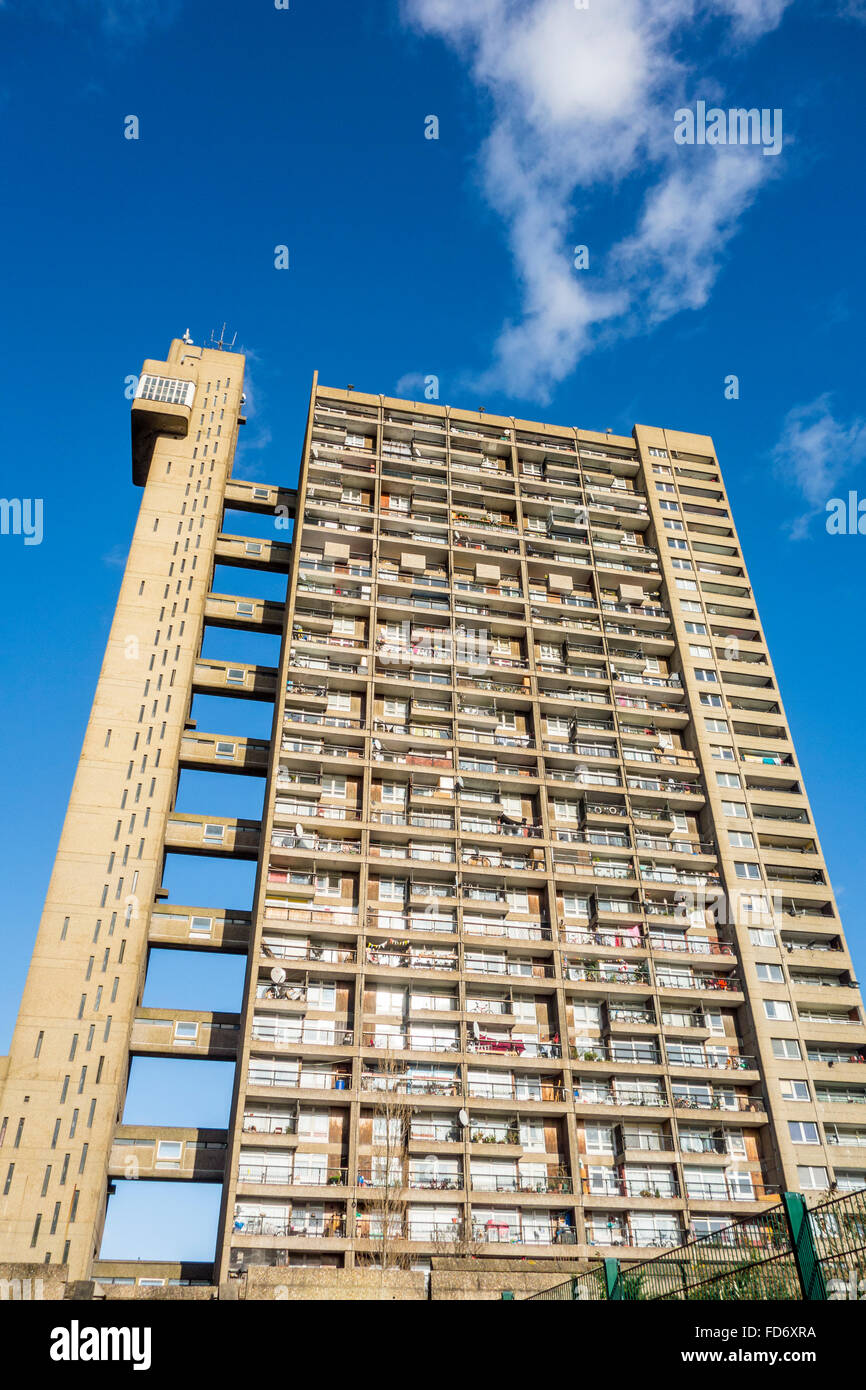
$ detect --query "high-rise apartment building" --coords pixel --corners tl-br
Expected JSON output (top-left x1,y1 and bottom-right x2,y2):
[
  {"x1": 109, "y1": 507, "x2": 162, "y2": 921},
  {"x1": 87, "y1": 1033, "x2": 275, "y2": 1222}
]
[{"x1": 1, "y1": 336, "x2": 863, "y2": 1289}]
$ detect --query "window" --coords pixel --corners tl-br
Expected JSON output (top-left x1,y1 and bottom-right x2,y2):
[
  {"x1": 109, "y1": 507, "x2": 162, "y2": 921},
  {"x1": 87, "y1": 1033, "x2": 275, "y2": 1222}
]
[
  {"x1": 383, "y1": 698, "x2": 407, "y2": 718},
  {"x1": 716, "y1": 772, "x2": 741, "y2": 789},
  {"x1": 660, "y1": 500, "x2": 680, "y2": 512},
  {"x1": 713, "y1": 746, "x2": 735, "y2": 761},
  {"x1": 315, "y1": 873, "x2": 341, "y2": 897},
  {"x1": 694, "y1": 668, "x2": 717, "y2": 683},
  {"x1": 381, "y1": 782, "x2": 405, "y2": 804},
  {"x1": 215, "y1": 741, "x2": 236, "y2": 759},
  {"x1": 669, "y1": 538, "x2": 689, "y2": 551},
  {"x1": 704, "y1": 717, "x2": 727, "y2": 732},
  {"x1": 321, "y1": 775, "x2": 346, "y2": 796},
  {"x1": 203, "y1": 823, "x2": 225, "y2": 843},
  {"x1": 680, "y1": 600, "x2": 702, "y2": 613},
  {"x1": 756, "y1": 963, "x2": 784, "y2": 982},
  {"x1": 789, "y1": 1121, "x2": 820, "y2": 1145},
  {"x1": 173, "y1": 1022, "x2": 198, "y2": 1045},
  {"x1": 190, "y1": 916, "x2": 213, "y2": 938},
  {"x1": 728, "y1": 831, "x2": 754, "y2": 848},
  {"x1": 749, "y1": 928, "x2": 775, "y2": 947},
  {"x1": 734, "y1": 862, "x2": 761, "y2": 880},
  {"x1": 675, "y1": 579, "x2": 697, "y2": 591},
  {"x1": 585, "y1": 1124, "x2": 614, "y2": 1154},
  {"x1": 648, "y1": 447, "x2": 668, "y2": 458},
  {"x1": 505, "y1": 889, "x2": 529, "y2": 913},
  {"x1": 671, "y1": 558, "x2": 693, "y2": 571},
  {"x1": 332, "y1": 617, "x2": 355, "y2": 636},
  {"x1": 136, "y1": 375, "x2": 195, "y2": 407},
  {"x1": 781, "y1": 1080, "x2": 810, "y2": 1102},
  {"x1": 700, "y1": 693, "x2": 723, "y2": 707},
  {"x1": 327, "y1": 691, "x2": 352, "y2": 712},
  {"x1": 379, "y1": 878, "x2": 406, "y2": 902},
  {"x1": 686, "y1": 622, "x2": 708, "y2": 636},
  {"x1": 341, "y1": 488, "x2": 362, "y2": 504},
  {"x1": 834, "y1": 1170, "x2": 866, "y2": 1192},
  {"x1": 765, "y1": 999, "x2": 793, "y2": 1021},
  {"x1": 797, "y1": 1166, "x2": 829, "y2": 1190},
  {"x1": 722, "y1": 800, "x2": 748, "y2": 818},
  {"x1": 772, "y1": 1038, "x2": 801, "y2": 1060},
  {"x1": 156, "y1": 1141, "x2": 183, "y2": 1169},
  {"x1": 664, "y1": 519, "x2": 685, "y2": 532},
  {"x1": 562, "y1": 892, "x2": 590, "y2": 918}
]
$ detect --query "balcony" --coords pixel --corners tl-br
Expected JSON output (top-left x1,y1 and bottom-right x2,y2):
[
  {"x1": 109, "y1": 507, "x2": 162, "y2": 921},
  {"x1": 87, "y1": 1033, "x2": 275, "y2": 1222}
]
[
  {"x1": 565, "y1": 963, "x2": 650, "y2": 987},
  {"x1": 655, "y1": 972, "x2": 741, "y2": 994},
  {"x1": 260, "y1": 941, "x2": 357, "y2": 966},
  {"x1": 672, "y1": 1093, "x2": 764, "y2": 1114},
  {"x1": 247, "y1": 1067, "x2": 352, "y2": 1093},
  {"x1": 237, "y1": 1163, "x2": 349, "y2": 1188},
  {"x1": 583, "y1": 1176, "x2": 679, "y2": 1200},
  {"x1": 574, "y1": 1086, "x2": 667, "y2": 1110},
  {"x1": 250, "y1": 1019, "x2": 354, "y2": 1047},
  {"x1": 232, "y1": 1213, "x2": 347, "y2": 1241},
  {"x1": 365, "y1": 943, "x2": 459, "y2": 972},
  {"x1": 649, "y1": 935, "x2": 733, "y2": 958},
  {"x1": 470, "y1": 1171, "x2": 573, "y2": 1195}
]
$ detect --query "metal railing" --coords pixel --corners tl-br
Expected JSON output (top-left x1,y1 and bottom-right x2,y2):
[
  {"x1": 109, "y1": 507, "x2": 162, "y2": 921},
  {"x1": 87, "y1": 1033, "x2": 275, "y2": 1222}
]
[{"x1": 524, "y1": 1190, "x2": 866, "y2": 1301}]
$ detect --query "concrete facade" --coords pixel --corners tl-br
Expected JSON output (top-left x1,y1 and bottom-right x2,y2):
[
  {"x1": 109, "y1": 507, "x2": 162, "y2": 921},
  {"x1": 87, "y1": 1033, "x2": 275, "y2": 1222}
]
[{"x1": 1, "y1": 338, "x2": 862, "y2": 1292}]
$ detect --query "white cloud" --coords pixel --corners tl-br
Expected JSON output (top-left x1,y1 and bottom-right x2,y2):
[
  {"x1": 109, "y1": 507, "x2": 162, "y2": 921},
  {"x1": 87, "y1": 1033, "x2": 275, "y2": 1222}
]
[
  {"x1": 402, "y1": 0, "x2": 792, "y2": 400},
  {"x1": 394, "y1": 372, "x2": 430, "y2": 397},
  {"x1": 772, "y1": 395, "x2": 866, "y2": 537}
]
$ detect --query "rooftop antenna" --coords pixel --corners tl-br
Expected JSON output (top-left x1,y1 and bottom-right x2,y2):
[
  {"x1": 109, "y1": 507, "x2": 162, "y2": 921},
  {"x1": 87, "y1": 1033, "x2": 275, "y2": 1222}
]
[
  {"x1": 181, "y1": 328, "x2": 193, "y2": 344},
  {"x1": 209, "y1": 323, "x2": 238, "y2": 353}
]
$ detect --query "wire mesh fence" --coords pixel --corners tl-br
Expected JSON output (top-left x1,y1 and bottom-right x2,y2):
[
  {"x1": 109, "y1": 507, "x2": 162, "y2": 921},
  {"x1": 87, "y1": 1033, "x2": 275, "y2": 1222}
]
[
  {"x1": 522, "y1": 1188, "x2": 866, "y2": 1302},
  {"x1": 809, "y1": 1187, "x2": 866, "y2": 1299},
  {"x1": 619, "y1": 1202, "x2": 800, "y2": 1301},
  {"x1": 526, "y1": 1276, "x2": 577, "y2": 1301}
]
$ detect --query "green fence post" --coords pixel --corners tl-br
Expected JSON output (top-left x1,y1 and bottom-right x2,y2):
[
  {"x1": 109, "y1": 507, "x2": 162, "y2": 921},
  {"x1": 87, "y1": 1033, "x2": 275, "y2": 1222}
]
[
  {"x1": 604, "y1": 1258, "x2": 622, "y2": 1300},
  {"x1": 782, "y1": 1191, "x2": 827, "y2": 1301}
]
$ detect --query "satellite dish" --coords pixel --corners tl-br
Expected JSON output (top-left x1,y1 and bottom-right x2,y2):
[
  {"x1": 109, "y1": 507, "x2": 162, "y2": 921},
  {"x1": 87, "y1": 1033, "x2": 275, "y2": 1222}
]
[
  {"x1": 472, "y1": 1021, "x2": 481, "y2": 1040},
  {"x1": 458, "y1": 1108, "x2": 469, "y2": 1127},
  {"x1": 270, "y1": 967, "x2": 286, "y2": 984},
  {"x1": 373, "y1": 738, "x2": 383, "y2": 750},
  {"x1": 295, "y1": 824, "x2": 305, "y2": 838}
]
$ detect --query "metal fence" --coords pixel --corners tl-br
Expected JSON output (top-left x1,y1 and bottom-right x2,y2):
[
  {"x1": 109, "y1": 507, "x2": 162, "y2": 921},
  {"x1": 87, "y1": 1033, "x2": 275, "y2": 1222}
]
[
  {"x1": 810, "y1": 1186, "x2": 866, "y2": 1299},
  {"x1": 523, "y1": 1189, "x2": 866, "y2": 1302}
]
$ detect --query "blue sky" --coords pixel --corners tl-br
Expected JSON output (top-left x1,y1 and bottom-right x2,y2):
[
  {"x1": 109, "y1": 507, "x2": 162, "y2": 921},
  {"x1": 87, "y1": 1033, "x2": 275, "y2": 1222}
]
[{"x1": 0, "y1": 0, "x2": 865, "y2": 1263}]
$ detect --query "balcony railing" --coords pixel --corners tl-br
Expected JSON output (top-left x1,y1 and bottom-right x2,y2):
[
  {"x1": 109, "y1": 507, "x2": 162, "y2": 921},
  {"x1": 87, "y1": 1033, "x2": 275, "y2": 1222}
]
[
  {"x1": 233, "y1": 1214, "x2": 347, "y2": 1239},
  {"x1": 471, "y1": 1173, "x2": 573, "y2": 1194},
  {"x1": 238, "y1": 1165, "x2": 349, "y2": 1187},
  {"x1": 250, "y1": 1022, "x2": 355, "y2": 1047},
  {"x1": 672, "y1": 1094, "x2": 764, "y2": 1113}
]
